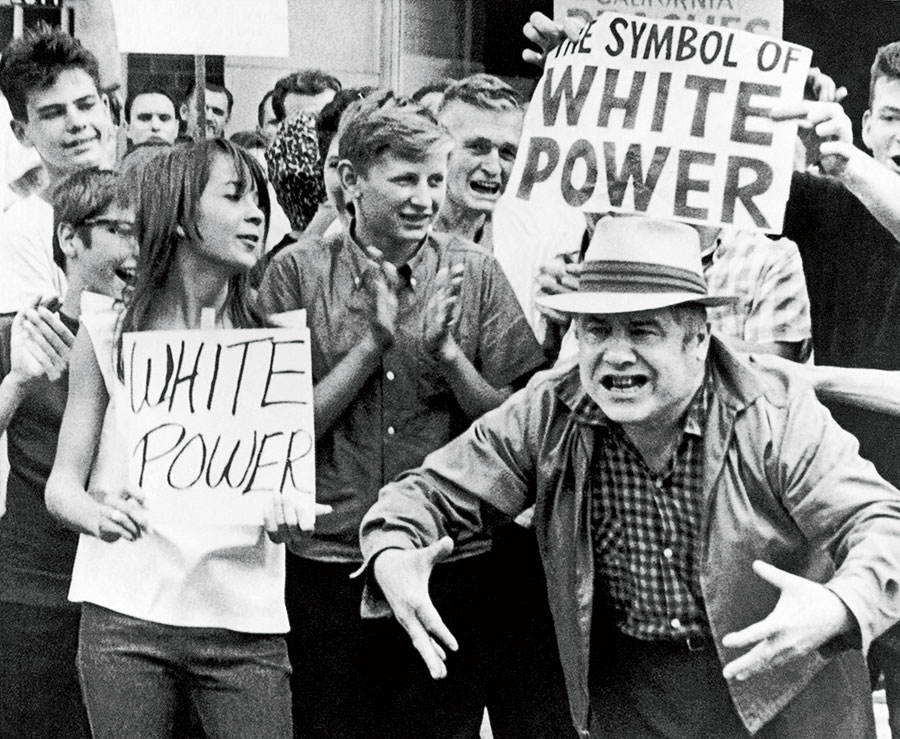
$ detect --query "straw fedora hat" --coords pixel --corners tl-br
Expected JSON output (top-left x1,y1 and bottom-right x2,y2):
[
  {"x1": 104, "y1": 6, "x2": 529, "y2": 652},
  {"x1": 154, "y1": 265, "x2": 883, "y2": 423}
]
[{"x1": 537, "y1": 216, "x2": 738, "y2": 315}]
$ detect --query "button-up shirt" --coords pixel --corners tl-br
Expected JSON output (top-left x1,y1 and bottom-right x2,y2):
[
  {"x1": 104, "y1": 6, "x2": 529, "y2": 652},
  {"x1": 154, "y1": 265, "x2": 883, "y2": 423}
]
[
  {"x1": 592, "y1": 381, "x2": 710, "y2": 640},
  {"x1": 703, "y1": 228, "x2": 812, "y2": 360},
  {"x1": 259, "y1": 226, "x2": 546, "y2": 562}
]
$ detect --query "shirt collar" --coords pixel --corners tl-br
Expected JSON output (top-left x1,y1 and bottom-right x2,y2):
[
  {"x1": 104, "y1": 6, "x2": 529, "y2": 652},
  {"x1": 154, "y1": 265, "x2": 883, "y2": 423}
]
[{"x1": 344, "y1": 219, "x2": 437, "y2": 292}]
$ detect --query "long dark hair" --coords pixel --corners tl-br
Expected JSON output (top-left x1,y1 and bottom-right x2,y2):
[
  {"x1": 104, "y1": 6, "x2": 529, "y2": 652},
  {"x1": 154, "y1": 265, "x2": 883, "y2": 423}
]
[{"x1": 116, "y1": 139, "x2": 271, "y2": 377}]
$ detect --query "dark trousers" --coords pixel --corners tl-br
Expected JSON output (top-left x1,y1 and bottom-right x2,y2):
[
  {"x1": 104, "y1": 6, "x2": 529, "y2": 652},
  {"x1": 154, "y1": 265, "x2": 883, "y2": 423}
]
[
  {"x1": 589, "y1": 630, "x2": 875, "y2": 738},
  {"x1": 869, "y1": 625, "x2": 900, "y2": 738},
  {"x1": 0, "y1": 600, "x2": 90, "y2": 739},
  {"x1": 285, "y1": 555, "x2": 490, "y2": 739},
  {"x1": 485, "y1": 524, "x2": 579, "y2": 739}
]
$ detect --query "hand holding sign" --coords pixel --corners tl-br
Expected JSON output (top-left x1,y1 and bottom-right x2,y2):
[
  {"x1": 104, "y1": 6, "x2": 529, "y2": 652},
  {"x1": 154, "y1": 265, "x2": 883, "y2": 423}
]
[
  {"x1": 769, "y1": 100, "x2": 854, "y2": 176},
  {"x1": 96, "y1": 488, "x2": 149, "y2": 543},
  {"x1": 522, "y1": 12, "x2": 585, "y2": 67},
  {"x1": 536, "y1": 255, "x2": 582, "y2": 326},
  {"x1": 263, "y1": 489, "x2": 332, "y2": 550}
]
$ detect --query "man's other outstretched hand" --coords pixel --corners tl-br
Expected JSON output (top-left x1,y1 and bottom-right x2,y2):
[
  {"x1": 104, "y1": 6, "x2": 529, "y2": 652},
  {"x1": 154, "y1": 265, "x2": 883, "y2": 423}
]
[{"x1": 372, "y1": 537, "x2": 459, "y2": 679}]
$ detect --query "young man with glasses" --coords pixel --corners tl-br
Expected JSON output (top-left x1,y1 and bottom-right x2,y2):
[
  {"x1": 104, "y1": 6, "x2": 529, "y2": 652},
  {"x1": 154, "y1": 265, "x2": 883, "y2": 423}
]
[{"x1": 0, "y1": 167, "x2": 136, "y2": 739}]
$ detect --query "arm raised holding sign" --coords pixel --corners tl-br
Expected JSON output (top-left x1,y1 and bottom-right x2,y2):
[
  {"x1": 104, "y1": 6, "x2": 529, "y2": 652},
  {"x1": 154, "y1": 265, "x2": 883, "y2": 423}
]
[{"x1": 770, "y1": 97, "x2": 900, "y2": 244}]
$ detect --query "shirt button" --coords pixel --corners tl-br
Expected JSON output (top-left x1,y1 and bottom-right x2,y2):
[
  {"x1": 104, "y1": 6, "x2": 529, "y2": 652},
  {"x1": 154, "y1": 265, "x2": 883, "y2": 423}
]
[
  {"x1": 386, "y1": 371, "x2": 395, "y2": 381},
  {"x1": 655, "y1": 479, "x2": 665, "y2": 489},
  {"x1": 387, "y1": 426, "x2": 396, "y2": 436},
  {"x1": 663, "y1": 547, "x2": 674, "y2": 559},
  {"x1": 670, "y1": 618, "x2": 681, "y2": 629}
]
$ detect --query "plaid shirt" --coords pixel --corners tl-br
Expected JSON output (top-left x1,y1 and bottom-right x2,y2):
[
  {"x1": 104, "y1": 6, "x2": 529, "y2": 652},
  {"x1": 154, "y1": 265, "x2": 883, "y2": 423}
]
[
  {"x1": 704, "y1": 229, "x2": 812, "y2": 361},
  {"x1": 591, "y1": 380, "x2": 710, "y2": 641}
]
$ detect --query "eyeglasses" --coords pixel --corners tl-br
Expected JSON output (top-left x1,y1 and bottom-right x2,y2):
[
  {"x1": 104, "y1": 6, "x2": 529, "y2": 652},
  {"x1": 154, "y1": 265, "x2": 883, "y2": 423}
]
[{"x1": 80, "y1": 218, "x2": 136, "y2": 238}]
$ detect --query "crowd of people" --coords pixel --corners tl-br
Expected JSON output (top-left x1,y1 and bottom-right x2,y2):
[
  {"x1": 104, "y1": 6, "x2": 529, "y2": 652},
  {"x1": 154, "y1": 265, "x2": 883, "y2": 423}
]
[{"x1": 1, "y1": 9, "x2": 900, "y2": 739}]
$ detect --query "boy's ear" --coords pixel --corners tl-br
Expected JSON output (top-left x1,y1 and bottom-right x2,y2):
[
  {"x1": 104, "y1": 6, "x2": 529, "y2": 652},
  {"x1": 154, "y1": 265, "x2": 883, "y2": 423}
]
[
  {"x1": 339, "y1": 160, "x2": 361, "y2": 199},
  {"x1": 57, "y1": 222, "x2": 82, "y2": 260},
  {"x1": 179, "y1": 102, "x2": 190, "y2": 123},
  {"x1": 10, "y1": 119, "x2": 33, "y2": 149},
  {"x1": 862, "y1": 109, "x2": 873, "y2": 151}
]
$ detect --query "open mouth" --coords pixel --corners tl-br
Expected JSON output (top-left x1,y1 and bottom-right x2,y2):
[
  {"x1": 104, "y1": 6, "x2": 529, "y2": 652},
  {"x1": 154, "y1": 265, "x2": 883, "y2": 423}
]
[
  {"x1": 470, "y1": 180, "x2": 500, "y2": 196},
  {"x1": 114, "y1": 266, "x2": 136, "y2": 283},
  {"x1": 64, "y1": 136, "x2": 98, "y2": 150},
  {"x1": 601, "y1": 375, "x2": 648, "y2": 393}
]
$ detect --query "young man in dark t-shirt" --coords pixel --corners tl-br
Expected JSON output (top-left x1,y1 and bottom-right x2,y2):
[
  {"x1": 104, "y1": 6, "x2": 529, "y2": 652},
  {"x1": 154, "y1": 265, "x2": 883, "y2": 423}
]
[{"x1": 0, "y1": 168, "x2": 136, "y2": 739}]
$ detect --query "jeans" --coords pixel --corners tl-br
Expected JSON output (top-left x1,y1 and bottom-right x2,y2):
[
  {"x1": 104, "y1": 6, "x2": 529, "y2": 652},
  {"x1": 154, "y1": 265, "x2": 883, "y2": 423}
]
[
  {"x1": 78, "y1": 603, "x2": 292, "y2": 739},
  {"x1": 0, "y1": 600, "x2": 90, "y2": 739}
]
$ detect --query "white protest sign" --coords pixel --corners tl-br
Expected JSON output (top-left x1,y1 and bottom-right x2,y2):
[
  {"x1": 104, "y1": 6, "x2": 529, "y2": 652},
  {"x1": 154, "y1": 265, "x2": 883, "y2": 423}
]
[
  {"x1": 508, "y1": 12, "x2": 810, "y2": 232},
  {"x1": 555, "y1": 0, "x2": 782, "y2": 38},
  {"x1": 122, "y1": 327, "x2": 314, "y2": 527},
  {"x1": 110, "y1": 0, "x2": 290, "y2": 57}
]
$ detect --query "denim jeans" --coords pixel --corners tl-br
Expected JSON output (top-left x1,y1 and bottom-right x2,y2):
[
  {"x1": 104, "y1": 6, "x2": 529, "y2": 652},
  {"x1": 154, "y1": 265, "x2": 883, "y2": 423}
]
[{"x1": 78, "y1": 603, "x2": 292, "y2": 739}]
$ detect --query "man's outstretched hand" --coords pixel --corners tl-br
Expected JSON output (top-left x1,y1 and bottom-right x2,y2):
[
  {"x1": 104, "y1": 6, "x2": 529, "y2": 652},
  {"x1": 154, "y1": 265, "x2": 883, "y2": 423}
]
[
  {"x1": 373, "y1": 537, "x2": 459, "y2": 679},
  {"x1": 721, "y1": 561, "x2": 855, "y2": 682}
]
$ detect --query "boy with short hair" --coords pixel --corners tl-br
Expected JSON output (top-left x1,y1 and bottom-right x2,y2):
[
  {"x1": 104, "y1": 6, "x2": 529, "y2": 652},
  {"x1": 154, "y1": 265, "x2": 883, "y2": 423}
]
[
  {"x1": 0, "y1": 26, "x2": 112, "y2": 313},
  {"x1": 0, "y1": 166, "x2": 136, "y2": 739},
  {"x1": 259, "y1": 97, "x2": 545, "y2": 739}
]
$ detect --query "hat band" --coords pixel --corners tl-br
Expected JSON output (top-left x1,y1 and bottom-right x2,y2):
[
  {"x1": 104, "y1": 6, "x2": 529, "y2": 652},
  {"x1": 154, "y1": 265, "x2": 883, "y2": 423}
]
[{"x1": 580, "y1": 260, "x2": 708, "y2": 295}]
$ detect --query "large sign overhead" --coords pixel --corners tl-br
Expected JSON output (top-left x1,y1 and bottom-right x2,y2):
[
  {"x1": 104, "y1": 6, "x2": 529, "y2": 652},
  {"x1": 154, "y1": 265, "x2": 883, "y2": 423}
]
[
  {"x1": 110, "y1": 0, "x2": 290, "y2": 57},
  {"x1": 508, "y1": 11, "x2": 810, "y2": 232}
]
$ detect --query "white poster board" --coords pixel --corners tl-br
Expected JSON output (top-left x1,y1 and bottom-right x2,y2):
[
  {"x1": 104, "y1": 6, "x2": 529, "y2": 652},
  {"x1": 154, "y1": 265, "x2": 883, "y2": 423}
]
[
  {"x1": 507, "y1": 11, "x2": 810, "y2": 232},
  {"x1": 554, "y1": 0, "x2": 783, "y2": 38},
  {"x1": 110, "y1": 0, "x2": 290, "y2": 57},
  {"x1": 122, "y1": 327, "x2": 314, "y2": 527}
]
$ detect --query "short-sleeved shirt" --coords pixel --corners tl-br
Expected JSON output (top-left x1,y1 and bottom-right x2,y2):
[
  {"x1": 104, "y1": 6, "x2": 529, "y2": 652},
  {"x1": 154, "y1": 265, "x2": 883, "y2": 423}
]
[
  {"x1": 704, "y1": 228, "x2": 812, "y2": 359},
  {"x1": 0, "y1": 194, "x2": 66, "y2": 313},
  {"x1": 259, "y1": 227, "x2": 546, "y2": 562},
  {"x1": 782, "y1": 172, "x2": 900, "y2": 488},
  {"x1": 0, "y1": 310, "x2": 81, "y2": 608}
]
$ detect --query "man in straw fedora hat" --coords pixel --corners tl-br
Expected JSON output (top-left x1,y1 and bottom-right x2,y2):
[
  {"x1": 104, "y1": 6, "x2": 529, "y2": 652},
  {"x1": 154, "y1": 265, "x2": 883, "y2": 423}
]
[{"x1": 359, "y1": 214, "x2": 900, "y2": 738}]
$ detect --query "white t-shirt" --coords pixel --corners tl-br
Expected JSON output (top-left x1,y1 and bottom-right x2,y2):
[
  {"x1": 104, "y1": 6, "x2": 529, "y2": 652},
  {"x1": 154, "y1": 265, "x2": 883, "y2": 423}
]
[
  {"x1": 0, "y1": 194, "x2": 66, "y2": 313},
  {"x1": 68, "y1": 293, "x2": 289, "y2": 633},
  {"x1": 492, "y1": 191, "x2": 586, "y2": 342}
]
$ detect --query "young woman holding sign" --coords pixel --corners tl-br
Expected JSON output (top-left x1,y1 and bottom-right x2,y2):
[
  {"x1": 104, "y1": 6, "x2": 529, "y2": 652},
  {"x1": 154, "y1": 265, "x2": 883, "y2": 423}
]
[{"x1": 46, "y1": 139, "x2": 325, "y2": 739}]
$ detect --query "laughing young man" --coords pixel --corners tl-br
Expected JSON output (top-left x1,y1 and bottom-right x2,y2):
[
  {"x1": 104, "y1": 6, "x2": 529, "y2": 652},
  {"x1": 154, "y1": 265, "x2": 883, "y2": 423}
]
[
  {"x1": 258, "y1": 97, "x2": 544, "y2": 739},
  {"x1": 0, "y1": 167, "x2": 137, "y2": 739},
  {"x1": 434, "y1": 74, "x2": 523, "y2": 250},
  {"x1": 361, "y1": 216, "x2": 900, "y2": 739},
  {"x1": 0, "y1": 27, "x2": 112, "y2": 313}
]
